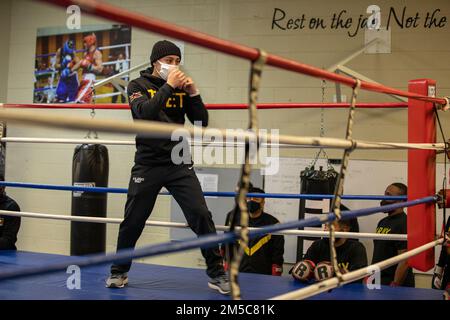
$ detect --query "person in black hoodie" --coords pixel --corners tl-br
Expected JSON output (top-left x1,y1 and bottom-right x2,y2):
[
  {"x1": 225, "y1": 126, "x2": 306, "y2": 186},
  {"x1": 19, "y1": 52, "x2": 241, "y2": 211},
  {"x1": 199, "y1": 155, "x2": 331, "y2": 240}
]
[
  {"x1": 0, "y1": 174, "x2": 21, "y2": 250},
  {"x1": 223, "y1": 187, "x2": 285, "y2": 276},
  {"x1": 107, "y1": 40, "x2": 229, "y2": 294}
]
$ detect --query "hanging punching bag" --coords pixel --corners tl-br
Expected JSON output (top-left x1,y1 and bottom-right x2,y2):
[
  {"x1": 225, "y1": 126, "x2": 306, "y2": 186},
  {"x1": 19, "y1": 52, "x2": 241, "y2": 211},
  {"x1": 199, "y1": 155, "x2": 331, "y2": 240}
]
[
  {"x1": 71, "y1": 144, "x2": 109, "y2": 256},
  {"x1": 297, "y1": 165, "x2": 338, "y2": 261}
]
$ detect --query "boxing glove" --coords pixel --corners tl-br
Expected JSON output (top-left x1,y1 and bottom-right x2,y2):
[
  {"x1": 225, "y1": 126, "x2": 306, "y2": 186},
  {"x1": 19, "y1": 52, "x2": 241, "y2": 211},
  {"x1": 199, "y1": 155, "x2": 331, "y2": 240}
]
[
  {"x1": 432, "y1": 265, "x2": 444, "y2": 289},
  {"x1": 437, "y1": 189, "x2": 450, "y2": 208},
  {"x1": 62, "y1": 55, "x2": 72, "y2": 68},
  {"x1": 272, "y1": 264, "x2": 283, "y2": 276},
  {"x1": 61, "y1": 68, "x2": 71, "y2": 79},
  {"x1": 290, "y1": 260, "x2": 315, "y2": 282},
  {"x1": 314, "y1": 261, "x2": 334, "y2": 282},
  {"x1": 80, "y1": 59, "x2": 91, "y2": 69}
]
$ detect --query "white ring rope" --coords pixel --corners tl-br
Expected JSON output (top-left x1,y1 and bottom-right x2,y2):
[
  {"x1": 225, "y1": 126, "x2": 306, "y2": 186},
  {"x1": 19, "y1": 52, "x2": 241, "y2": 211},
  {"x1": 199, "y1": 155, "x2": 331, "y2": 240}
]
[
  {"x1": 93, "y1": 92, "x2": 123, "y2": 99},
  {"x1": 0, "y1": 108, "x2": 445, "y2": 151},
  {"x1": 270, "y1": 238, "x2": 444, "y2": 300},
  {"x1": 93, "y1": 61, "x2": 149, "y2": 89},
  {"x1": 0, "y1": 209, "x2": 407, "y2": 241},
  {"x1": 0, "y1": 137, "x2": 445, "y2": 150}
]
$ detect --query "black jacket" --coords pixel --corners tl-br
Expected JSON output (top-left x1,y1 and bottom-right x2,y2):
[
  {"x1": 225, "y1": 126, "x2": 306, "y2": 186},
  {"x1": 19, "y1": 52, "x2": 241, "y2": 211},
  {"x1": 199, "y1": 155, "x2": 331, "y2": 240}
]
[
  {"x1": 0, "y1": 194, "x2": 21, "y2": 250},
  {"x1": 224, "y1": 210, "x2": 285, "y2": 275},
  {"x1": 127, "y1": 68, "x2": 208, "y2": 165}
]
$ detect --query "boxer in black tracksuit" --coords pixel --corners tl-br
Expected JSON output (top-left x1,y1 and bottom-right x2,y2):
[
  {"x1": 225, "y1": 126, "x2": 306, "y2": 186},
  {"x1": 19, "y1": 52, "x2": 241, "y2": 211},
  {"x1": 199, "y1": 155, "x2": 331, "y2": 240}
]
[{"x1": 109, "y1": 41, "x2": 225, "y2": 285}]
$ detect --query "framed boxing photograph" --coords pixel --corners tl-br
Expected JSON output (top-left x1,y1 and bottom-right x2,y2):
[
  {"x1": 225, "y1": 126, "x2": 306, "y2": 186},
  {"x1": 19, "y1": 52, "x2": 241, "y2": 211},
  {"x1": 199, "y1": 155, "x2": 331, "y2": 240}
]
[{"x1": 34, "y1": 24, "x2": 131, "y2": 104}]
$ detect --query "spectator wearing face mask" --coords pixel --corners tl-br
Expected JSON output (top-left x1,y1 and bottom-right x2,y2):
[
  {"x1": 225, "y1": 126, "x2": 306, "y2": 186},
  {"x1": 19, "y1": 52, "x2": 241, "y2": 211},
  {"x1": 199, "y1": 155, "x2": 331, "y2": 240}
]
[
  {"x1": 107, "y1": 40, "x2": 230, "y2": 295},
  {"x1": 222, "y1": 186, "x2": 285, "y2": 276},
  {"x1": 372, "y1": 182, "x2": 415, "y2": 287}
]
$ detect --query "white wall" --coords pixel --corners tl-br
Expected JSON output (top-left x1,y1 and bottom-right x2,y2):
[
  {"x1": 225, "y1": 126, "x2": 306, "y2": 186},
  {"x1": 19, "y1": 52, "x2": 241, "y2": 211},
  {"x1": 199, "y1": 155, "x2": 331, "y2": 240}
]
[{"x1": 2, "y1": 0, "x2": 450, "y2": 280}]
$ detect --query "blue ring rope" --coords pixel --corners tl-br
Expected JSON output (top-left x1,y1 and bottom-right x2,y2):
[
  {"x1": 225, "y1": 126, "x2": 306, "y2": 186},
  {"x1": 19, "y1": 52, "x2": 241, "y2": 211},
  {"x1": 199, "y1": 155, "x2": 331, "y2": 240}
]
[
  {"x1": 0, "y1": 195, "x2": 435, "y2": 281},
  {"x1": 0, "y1": 181, "x2": 407, "y2": 201}
]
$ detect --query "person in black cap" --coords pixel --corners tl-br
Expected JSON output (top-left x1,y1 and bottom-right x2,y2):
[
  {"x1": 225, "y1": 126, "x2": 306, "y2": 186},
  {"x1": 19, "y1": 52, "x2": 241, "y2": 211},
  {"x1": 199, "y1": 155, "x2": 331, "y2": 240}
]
[
  {"x1": 0, "y1": 174, "x2": 21, "y2": 250},
  {"x1": 107, "y1": 40, "x2": 230, "y2": 295}
]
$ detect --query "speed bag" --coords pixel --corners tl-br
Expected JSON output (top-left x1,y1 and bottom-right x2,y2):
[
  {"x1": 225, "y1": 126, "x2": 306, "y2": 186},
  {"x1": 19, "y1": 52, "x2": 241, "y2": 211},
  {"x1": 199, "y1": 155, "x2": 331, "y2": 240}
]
[{"x1": 71, "y1": 144, "x2": 109, "y2": 256}]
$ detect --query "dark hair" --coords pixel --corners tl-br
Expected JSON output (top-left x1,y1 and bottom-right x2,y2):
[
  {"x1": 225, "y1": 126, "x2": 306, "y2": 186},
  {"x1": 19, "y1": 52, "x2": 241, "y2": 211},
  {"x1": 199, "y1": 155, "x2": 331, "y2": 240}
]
[
  {"x1": 0, "y1": 173, "x2": 4, "y2": 181},
  {"x1": 337, "y1": 218, "x2": 357, "y2": 231},
  {"x1": 249, "y1": 186, "x2": 265, "y2": 194},
  {"x1": 391, "y1": 182, "x2": 407, "y2": 196}
]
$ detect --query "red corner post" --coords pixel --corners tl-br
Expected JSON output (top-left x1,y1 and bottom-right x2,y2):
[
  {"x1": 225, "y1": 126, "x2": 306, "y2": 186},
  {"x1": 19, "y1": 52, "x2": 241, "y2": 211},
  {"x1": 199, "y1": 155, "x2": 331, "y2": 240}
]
[{"x1": 408, "y1": 79, "x2": 436, "y2": 271}]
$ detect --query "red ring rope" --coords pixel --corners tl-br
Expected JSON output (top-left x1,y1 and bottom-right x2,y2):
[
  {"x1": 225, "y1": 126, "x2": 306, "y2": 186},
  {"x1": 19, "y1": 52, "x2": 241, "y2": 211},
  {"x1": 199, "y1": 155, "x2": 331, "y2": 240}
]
[
  {"x1": 38, "y1": 0, "x2": 447, "y2": 106},
  {"x1": 3, "y1": 102, "x2": 408, "y2": 110}
]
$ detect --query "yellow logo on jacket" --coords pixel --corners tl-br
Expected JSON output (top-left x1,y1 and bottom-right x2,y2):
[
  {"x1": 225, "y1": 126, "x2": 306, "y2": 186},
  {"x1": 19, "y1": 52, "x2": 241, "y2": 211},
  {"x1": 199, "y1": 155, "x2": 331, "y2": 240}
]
[
  {"x1": 338, "y1": 262, "x2": 349, "y2": 272},
  {"x1": 147, "y1": 89, "x2": 186, "y2": 108},
  {"x1": 239, "y1": 234, "x2": 272, "y2": 256},
  {"x1": 376, "y1": 227, "x2": 391, "y2": 234}
]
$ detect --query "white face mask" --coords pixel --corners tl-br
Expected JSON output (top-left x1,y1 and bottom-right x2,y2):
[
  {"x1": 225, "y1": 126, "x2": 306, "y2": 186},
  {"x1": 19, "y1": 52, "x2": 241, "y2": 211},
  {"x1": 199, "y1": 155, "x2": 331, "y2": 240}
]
[{"x1": 156, "y1": 60, "x2": 178, "y2": 80}]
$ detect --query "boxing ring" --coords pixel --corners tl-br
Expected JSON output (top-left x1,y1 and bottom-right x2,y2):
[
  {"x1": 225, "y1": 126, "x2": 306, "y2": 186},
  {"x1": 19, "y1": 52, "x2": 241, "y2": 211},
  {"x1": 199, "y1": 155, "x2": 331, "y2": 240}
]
[
  {"x1": 0, "y1": 0, "x2": 449, "y2": 301},
  {"x1": 0, "y1": 251, "x2": 442, "y2": 300}
]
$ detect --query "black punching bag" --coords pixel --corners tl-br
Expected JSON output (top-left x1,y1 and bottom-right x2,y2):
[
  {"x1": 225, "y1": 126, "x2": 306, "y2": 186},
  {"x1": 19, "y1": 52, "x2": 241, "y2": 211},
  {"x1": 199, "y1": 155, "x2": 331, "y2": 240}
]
[
  {"x1": 71, "y1": 144, "x2": 109, "y2": 255},
  {"x1": 296, "y1": 165, "x2": 338, "y2": 261}
]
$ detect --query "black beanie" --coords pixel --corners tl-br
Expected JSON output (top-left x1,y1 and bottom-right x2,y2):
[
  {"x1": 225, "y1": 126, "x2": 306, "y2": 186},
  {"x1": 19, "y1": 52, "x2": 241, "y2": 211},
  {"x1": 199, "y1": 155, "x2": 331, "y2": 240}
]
[{"x1": 150, "y1": 40, "x2": 181, "y2": 64}]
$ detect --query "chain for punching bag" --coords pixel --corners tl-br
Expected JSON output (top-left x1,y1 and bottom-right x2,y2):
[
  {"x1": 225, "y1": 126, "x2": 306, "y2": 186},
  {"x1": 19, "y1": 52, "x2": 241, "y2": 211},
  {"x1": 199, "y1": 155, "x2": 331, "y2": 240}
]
[
  {"x1": 228, "y1": 49, "x2": 267, "y2": 300},
  {"x1": 297, "y1": 80, "x2": 338, "y2": 260},
  {"x1": 309, "y1": 80, "x2": 333, "y2": 170},
  {"x1": 86, "y1": 108, "x2": 98, "y2": 139}
]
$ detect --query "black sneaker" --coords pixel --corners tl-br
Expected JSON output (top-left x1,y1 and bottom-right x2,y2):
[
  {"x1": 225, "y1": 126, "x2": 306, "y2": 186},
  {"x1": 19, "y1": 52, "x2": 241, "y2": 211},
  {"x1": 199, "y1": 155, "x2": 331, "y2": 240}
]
[
  {"x1": 106, "y1": 273, "x2": 128, "y2": 288},
  {"x1": 208, "y1": 274, "x2": 230, "y2": 295}
]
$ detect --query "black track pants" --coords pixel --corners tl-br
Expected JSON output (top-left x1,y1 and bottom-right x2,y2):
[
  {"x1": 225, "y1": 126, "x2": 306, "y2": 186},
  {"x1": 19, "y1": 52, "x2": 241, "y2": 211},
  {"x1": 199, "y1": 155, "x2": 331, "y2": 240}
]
[{"x1": 111, "y1": 163, "x2": 225, "y2": 278}]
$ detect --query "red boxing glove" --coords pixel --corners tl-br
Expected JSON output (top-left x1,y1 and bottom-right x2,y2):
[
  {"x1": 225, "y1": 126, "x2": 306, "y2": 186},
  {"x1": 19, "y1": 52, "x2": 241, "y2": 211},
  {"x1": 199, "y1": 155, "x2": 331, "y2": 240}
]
[
  {"x1": 291, "y1": 260, "x2": 315, "y2": 282},
  {"x1": 437, "y1": 189, "x2": 450, "y2": 208},
  {"x1": 80, "y1": 59, "x2": 91, "y2": 69},
  {"x1": 314, "y1": 261, "x2": 334, "y2": 282},
  {"x1": 272, "y1": 264, "x2": 283, "y2": 276}
]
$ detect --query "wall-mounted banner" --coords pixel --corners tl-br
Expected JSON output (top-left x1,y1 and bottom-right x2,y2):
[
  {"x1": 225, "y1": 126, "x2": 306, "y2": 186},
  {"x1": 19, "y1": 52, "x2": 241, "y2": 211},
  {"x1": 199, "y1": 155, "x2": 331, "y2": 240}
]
[{"x1": 271, "y1": 5, "x2": 447, "y2": 37}]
